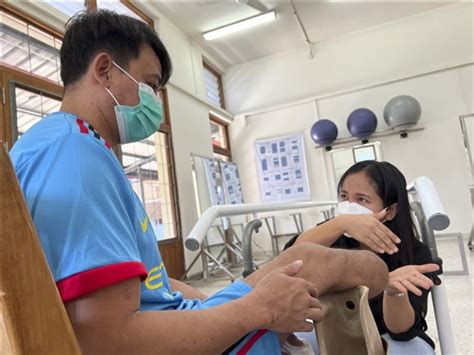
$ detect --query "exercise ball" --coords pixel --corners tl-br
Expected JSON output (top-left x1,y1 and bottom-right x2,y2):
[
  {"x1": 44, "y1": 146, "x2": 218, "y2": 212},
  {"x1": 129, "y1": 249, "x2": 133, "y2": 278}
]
[
  {"x1": 384, "y1": 95, "x2": 421, "y2": 131},
  {"x1": 310, "y1": 119, "x2": 338, "y2": 146},
  {"x1": 347, "y1": 108, "x2": 377, "y2": 139}
]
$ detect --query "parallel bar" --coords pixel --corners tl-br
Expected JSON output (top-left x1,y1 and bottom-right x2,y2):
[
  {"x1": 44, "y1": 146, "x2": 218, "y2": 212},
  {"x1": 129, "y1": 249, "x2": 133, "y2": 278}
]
[
  {"x1": 409, "y1": 179, "x2": 456, "y2": 355},
  {"x1": 185, "y1": 201, "x2": 337, "y2": 251}
]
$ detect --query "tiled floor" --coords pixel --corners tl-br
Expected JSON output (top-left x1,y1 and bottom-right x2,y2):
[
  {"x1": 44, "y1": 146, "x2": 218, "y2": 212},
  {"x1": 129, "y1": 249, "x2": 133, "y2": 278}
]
[{"x1": 191, "y1": 236, "x2": 473, "y2": 355}]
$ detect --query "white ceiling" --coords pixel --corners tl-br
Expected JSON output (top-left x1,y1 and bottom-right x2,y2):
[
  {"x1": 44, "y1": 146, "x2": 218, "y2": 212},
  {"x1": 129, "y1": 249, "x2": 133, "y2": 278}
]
[{"x1": 136, "y1": 1, "x2": 458, "y2": 68}]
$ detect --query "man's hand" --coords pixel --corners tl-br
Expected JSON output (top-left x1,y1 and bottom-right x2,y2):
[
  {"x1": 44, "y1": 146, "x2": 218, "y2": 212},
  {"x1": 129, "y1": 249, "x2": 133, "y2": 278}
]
[{"x1": 248, "y1": 260, "x2": 322, "y2": 333}]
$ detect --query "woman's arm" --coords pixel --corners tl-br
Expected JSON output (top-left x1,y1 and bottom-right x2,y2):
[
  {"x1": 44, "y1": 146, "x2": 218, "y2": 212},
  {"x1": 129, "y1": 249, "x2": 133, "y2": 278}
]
[
  {"x1": 382, "y1": 263, "x2": 439, "y2": 334},
  {"x1": 295, "y1": 212, "x2": 400, "y2": 254},
  {"x1": 294, "y1": 217, "x2": 346, "y2": 247},
  {"x1": 382, "y1": 292, "x2": 415, "y2": 333}
]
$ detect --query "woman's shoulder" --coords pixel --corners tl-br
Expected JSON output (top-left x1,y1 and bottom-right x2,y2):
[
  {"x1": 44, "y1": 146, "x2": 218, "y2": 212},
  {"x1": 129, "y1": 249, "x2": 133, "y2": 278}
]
[{"x1": 412, "y1": 238, "x2": 433, "y2": 263}]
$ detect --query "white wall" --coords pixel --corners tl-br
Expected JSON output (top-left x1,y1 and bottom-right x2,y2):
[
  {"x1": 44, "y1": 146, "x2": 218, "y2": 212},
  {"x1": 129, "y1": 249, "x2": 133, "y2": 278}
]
[
  {"x1": 166, "y1": 86, "x2": 215, "y2": 270},
  {"x1": 227, "y1": 3, "x2": 474, "y2": 241},
  {"x1": 224, "y1": 3, "x2": 473, "y2": 115},
  {"x1": 156, "y1": 12, "x2": 226, "y2": 104}
]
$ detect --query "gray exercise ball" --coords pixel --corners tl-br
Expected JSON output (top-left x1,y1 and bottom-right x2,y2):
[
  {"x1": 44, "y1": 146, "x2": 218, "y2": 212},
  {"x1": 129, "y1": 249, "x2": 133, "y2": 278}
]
[{"x1": 383, "y1": 95, "x2": 421, "y2": 131}]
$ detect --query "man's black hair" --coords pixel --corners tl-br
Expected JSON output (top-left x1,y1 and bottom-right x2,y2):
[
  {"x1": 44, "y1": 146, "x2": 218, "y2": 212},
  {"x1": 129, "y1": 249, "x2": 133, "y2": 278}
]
[{"x1": 60, "y1": 10, "x2": 172, "y2": 88}]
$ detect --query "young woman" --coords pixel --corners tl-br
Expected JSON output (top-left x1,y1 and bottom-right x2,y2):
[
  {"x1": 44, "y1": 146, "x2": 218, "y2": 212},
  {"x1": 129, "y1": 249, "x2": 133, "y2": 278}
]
[{"x1": 284, "y1": 160, "x2": 439, "y2": 355}]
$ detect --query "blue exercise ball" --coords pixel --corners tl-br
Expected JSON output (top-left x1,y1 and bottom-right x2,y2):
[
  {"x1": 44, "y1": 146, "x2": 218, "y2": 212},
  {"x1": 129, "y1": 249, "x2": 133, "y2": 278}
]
[
  {"x1": 347, "y1": 108, "x2": 378, "y2": 139},
  {"x1": 310, "y1": 119, "x2": 338, "y2": 146},
  {"x1": 384, "y1": 95, "x2": 421, "y2": 131}
]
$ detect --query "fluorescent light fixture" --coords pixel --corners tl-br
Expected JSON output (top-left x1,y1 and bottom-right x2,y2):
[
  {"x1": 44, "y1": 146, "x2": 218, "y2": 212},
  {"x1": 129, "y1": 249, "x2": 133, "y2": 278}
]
[{"x1": 203, "y1": 11, "x2": 277, "y2": 41}]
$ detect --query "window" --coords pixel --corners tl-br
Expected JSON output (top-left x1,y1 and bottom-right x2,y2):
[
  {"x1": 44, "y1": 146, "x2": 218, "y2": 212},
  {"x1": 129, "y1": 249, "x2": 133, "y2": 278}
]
[
  {"x1": 121, "y1": 90, "x2": 179, "y2": 242},
  {"x1": 0, "y1": 9, "x2": 62, "y2": 85},
  {"x1": 203, "y1": 61, "x2": 225, "y2": 109},
  {"x1": 210, "y1": 115, "x2": 231, "y2": 161},
  {"x1": 44, "y1": 1, "x2": 86, "y2": 17},
  {"x1": 96, "y1": 0, "x2": 153, "y2": 25},
  {"x1": 123, "y1": 131, "x2": 178, "y2": 241},
  {"x1": 330, "y1": 142, "x2": 382, "y2": 184},
  {"x1": 213, "y1": 152, "x2": 230, "y2": 162},
  {"x1": 353, "y1": 145, "x2": 376, "y2": 162},
  {"x1": 210, "y1": 118, "x2": 228, "y2": 150},
  {"x1": 13, "y1": 86, "x2": 61, "y2": 141}
]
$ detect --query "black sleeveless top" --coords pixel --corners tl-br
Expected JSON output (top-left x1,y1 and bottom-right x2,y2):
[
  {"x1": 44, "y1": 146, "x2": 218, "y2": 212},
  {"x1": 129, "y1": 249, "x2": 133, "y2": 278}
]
[{"x1": 284, "y1": 234, "x2": 435, "y2": 349}]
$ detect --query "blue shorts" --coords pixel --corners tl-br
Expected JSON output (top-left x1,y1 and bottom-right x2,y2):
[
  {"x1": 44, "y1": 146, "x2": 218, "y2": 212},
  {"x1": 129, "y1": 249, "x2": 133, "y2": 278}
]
[{"x1": 198, "y1": 280, "x2": 281, "y2": 355}]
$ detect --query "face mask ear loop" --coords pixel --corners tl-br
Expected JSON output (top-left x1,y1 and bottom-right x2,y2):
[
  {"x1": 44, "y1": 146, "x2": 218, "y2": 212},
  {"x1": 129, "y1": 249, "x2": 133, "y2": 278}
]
[
  {"x1": 380, "y1": 206, "x2": 390, "y2": 224},
  {"x1": 105, "y1": 87, "x2": 120, "y2": 105},
  {"x1": 112, "y1": 60, "x2": 139, "y2": 86}
]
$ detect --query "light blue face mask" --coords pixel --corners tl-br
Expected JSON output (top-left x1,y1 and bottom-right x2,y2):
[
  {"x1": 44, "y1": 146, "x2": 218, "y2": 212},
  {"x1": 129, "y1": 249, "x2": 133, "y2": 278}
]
[{"x1": 105, "y1": 61, "x2": 163, "y2": 144}]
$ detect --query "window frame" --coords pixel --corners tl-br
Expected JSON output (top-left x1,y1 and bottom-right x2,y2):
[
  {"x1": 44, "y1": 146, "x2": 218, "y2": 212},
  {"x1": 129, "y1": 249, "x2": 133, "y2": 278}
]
[
  {"x1": 1, "y1": 7, "x2": 64, "y2": 87},
  {"x1": 88, "y1": 0, "x2": 154, "y2": 26},
  {"x1": 210, "y1": 114, "x2": 232, "y2": 160},
  {"x1": 152, "y1": 89, "x2": 182, "y2": 245},
  {"x1": 1, "y1": 3, "x2": 63, "y2": 38},
  {"x1": 0, "y1": 64, "x2": 63, "y2": 148},
  {"x1": 203, "y1": 60, "x2": 226, "y2": 110}
]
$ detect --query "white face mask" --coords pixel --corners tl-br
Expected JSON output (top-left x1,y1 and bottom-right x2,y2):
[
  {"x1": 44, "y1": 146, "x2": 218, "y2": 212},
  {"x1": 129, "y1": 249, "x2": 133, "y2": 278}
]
[{"x1": 336, "y1": 201, "x2": 374, "y2": 216}]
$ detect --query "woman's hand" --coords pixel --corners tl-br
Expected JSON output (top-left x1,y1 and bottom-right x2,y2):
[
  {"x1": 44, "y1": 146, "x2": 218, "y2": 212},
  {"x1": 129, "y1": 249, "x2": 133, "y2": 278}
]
[
  {"x1": 386, "y1": 264, "x2": 440, "y2": 296},
  {"x1": 336, "y1": 210, "x2": 401, "y2": 254}
]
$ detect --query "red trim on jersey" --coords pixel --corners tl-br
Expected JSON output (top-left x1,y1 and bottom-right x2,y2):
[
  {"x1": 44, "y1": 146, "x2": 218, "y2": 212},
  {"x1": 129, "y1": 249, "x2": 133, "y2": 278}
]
[
  {"x1": 57, "y1": 261, "x2": 148, "y2": 302},
  {"x1": 75, "y1": 118, "x2": 112, "y2": 149},
  {"x1": 237, "y1": 330, "x2": 268, "y2": 355},
  {"x1": 76, "y1": 118, "x2": 89, "y2": 134}
]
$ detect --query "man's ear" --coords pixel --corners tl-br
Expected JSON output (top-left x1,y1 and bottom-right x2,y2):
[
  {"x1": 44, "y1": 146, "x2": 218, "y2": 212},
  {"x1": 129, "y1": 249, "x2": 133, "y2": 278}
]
[
  {"x1": 385, "y1": 203, "x2": 398, "y2": 221},
  {"x1": 90, "y1": 52, "x2": 114, "y2": 88}
]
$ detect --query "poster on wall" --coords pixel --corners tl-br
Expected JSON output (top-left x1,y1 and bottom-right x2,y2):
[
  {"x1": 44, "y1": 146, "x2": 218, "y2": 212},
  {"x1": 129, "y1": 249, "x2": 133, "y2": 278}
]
[
  {"x1": 220, "y1": 161, "x2": 244, "y2": 205},
  {"x1": 255, "y1": 133, "x2": 311, "y2": 202},
  {"x1": 203, "y1": 158, "x2": 225, "y2": 206}
]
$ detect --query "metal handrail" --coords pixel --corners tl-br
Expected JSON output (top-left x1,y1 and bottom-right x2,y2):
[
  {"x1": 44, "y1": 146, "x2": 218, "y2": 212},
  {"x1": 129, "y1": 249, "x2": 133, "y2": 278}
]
[
  {"x1": 185, "y1": 201, "x2": 337, "y2": 251},
  {"x1": 408, "y1": 177, "x2": 455, "y2": 355}
]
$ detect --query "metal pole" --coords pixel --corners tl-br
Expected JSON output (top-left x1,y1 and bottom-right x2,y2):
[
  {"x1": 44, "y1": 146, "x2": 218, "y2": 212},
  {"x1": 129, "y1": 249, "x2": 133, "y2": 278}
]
[
  {"x1": 242, "y1": 220, "x2": 263, "y2": 278},
  {"x1": 410, "y1": 201, "x2": 456, "y2": 355}
]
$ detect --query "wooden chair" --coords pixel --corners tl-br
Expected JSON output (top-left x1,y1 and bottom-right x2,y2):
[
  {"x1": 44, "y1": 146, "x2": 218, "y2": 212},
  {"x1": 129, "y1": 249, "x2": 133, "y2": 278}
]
[{"x1": 0, "y1": 142, "x2": 81, "y2": 354}]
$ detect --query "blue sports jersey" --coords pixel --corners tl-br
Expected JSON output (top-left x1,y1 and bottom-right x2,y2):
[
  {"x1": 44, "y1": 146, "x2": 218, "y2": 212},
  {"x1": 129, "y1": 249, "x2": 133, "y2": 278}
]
[
  {"x1": 10, "y1": 112, "x2": 195, "y2": 309},
  {"x1": 10, "y1": 112, "x2": 280, "y2": 354}
]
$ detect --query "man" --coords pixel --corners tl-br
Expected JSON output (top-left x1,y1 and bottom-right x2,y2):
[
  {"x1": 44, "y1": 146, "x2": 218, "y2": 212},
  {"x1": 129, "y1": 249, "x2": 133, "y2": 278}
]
[{"x1": 11, "y1": 10, "x2": 390, "y2": 354}]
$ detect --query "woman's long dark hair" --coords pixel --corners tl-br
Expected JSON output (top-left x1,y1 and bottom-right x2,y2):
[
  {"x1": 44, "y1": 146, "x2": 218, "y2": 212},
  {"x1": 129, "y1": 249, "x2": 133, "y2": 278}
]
[{"x1": 337, "y1": 161, "x2": 417, "y2": 271}]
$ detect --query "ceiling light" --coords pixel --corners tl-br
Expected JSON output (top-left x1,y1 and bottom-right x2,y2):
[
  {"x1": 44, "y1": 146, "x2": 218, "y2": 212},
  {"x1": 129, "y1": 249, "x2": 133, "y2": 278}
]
[{"x1": 203, "y1": 11, "x2": 277, "y2": 41}]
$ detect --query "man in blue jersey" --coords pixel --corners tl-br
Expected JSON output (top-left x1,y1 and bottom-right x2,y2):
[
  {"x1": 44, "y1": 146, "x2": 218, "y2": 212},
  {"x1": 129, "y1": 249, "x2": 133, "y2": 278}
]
[{"x1": 10, "y1": 10, "x2": 388, "y2": 354}]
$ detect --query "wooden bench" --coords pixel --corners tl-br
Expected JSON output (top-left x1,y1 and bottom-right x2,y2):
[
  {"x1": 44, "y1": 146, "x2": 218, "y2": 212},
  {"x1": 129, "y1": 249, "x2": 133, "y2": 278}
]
[{"x1": 0, "y1": 142, "x2": 81, "y2": 354}]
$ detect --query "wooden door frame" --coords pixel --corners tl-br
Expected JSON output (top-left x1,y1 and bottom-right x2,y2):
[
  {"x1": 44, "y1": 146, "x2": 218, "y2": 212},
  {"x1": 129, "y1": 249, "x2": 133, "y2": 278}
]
[
  {"x1": 0, "y1": 65, "x2": 63, "y2": 148},
  {"x1": 156, "y1": 89, "x2": 185, "y2": 278}
]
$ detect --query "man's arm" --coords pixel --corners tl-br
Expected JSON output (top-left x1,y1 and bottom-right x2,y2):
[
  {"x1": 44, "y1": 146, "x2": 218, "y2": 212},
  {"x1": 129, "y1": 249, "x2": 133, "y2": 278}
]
[
  {"x1": 65, "y1": 278, "x2": 257, "y2": 355},
  {"x1": 65, "y1": 261, "x2": 322, "y2": 355},
  {"x1": 169, "y1": 278, "x2": 207, "y2": 300}
]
